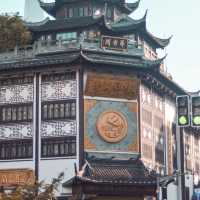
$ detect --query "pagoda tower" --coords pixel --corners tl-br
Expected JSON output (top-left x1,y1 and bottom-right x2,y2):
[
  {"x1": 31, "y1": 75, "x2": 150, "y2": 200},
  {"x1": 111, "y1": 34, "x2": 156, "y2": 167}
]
[
  {"x1": 24, "y1": 0, "x2": 45, "y2": 22},
  {"x1": 0, "y1": 0, "x2": 196, "y2": 199}
]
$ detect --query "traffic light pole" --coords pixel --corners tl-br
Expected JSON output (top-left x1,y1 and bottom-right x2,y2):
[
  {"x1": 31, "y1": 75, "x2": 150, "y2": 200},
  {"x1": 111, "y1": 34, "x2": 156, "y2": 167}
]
[{"x1": 177, "y1": 126, "x2": 185, "y2": 200}]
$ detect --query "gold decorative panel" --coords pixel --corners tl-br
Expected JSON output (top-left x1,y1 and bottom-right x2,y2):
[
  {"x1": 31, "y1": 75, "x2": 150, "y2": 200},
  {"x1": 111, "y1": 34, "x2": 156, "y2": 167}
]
[
  {"x1": 85, "y1": 73, "x2": 139, "y2": 100},
  {"x1": 0, "y1": 169, "x2": 34, "y2": 186}
]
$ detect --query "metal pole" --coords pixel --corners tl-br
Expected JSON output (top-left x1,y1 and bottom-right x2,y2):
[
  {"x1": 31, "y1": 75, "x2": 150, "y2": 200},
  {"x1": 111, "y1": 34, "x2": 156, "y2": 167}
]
[{"x1": 180, "y1": 127, "x2": 186, "y2": 200}]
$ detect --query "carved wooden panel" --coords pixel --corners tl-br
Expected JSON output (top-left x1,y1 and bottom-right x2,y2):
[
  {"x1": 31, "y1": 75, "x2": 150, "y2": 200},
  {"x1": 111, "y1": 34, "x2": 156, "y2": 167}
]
[
  {"x1": 0, "y1": 123, "x2": 33, "y2": 139},
  {"x1": 141, "y1": 86, "x2": 152, "y2": 106},
  {"x1": 41, "y1": 121, "x2": 76, "y2": 137},
  {"x1": 0, "y1": 169, "x2": 34, "y2": 186},
  {"x1": 0, "y1": 84, "x2": 33, "y2": 104},
  {"x1": 41, "y1": 80, "x2": 77, "y2": 101},
  {"x1": 85, "y1": 73, "x2": 139, "y2": 100}
]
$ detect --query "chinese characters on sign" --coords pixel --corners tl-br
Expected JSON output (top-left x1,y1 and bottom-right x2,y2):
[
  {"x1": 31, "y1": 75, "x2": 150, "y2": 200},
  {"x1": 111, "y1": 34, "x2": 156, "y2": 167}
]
[
  {"x1": 0, "y1": 169, "x2": 34, "y2": 186},
  {"x1": 101, "y1": 36, "x2": 128, "y2": 51},
  {"x1": 85, "y1": 73, "x2": 139, "y2": 100}
]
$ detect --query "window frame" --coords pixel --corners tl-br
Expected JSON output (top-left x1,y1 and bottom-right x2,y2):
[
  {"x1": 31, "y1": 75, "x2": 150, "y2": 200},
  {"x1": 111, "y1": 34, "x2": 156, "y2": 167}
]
[
  {"x1": 41, "y1": 100, "x2": 76, "y2": 121},
  {"x1": 41, "y1": 136, "x2": 76, "y2": 158},
  {"x1": 0, "y1": 103, "x2": 33, "y2": 124}
]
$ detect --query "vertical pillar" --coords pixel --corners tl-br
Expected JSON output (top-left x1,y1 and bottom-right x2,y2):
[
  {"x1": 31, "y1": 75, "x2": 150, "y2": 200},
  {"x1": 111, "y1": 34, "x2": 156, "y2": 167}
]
[
  {"x1": 78, "y1": 67, "x2": 84, "y2": 170},
  {"x1": 35, "y1": 72, "x2": 40, "y2": 181}
]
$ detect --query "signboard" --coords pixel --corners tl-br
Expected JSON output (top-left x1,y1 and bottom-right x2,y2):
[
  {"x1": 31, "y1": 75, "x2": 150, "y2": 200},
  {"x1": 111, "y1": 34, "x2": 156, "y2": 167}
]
[
  {"x1": 0, "y1": 169, "x2": 34, "y2": 186},
  {"x1": 85, "y1": 73, "x2": 139, "y2": 100},
  {"x1": 101, "y1": 35, "x2": 128, "y2": 51}
]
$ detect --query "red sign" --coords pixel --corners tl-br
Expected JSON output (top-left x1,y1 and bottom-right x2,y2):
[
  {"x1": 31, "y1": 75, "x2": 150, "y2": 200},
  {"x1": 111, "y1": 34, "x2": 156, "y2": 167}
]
[{"x1": 101, "y1": 36, "x2": 128, "y2": 51}]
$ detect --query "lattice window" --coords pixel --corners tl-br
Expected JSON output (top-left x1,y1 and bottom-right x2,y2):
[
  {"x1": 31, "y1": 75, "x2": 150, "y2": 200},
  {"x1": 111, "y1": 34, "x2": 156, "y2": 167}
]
[
  {"x1": 0, "y1": 139, "x2": 32, "y2": 160},
  {"x1": 0, "y1": 104, "x2": 33, "y2": 123},
  {"x1": 142, "y1": 143, "x2": 152, "y2": 159},
  {"x1": 155, "y1": 148, "x2": 164, "y2": 164},
  {"x1": 41, "y1": 137, "x2": 76, "y2": 158},
  {"x1": 142, "y1": 109, "x2": 152, "y2": 125},
  {"x1": 42, "y1": 101, "x2": 76, "y2": 121},
  {"x1": 154, "y1": 116, "x2": 164, "y2": 131}
]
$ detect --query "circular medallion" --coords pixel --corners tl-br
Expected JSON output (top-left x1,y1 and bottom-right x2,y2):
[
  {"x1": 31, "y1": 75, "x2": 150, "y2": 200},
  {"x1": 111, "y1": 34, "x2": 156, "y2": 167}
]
[{"x1": 96, "y1": 110, "x2": 128, "y2": 143}]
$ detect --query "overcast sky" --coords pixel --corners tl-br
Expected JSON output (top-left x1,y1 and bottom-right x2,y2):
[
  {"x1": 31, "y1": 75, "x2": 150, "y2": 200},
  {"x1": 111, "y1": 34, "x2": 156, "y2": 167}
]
[{"x1": 1, "y1": 0, "x2": 200, "y2": 92}]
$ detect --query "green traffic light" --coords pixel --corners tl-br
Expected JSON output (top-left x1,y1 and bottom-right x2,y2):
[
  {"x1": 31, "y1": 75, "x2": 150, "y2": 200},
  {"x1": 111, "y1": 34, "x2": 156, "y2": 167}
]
[
  {"x1": 193, "y1": 116, "x2": 200, "y2": 125},
  {"x1": 179, "y1": 116, "x2": 188, "y2": 125}
]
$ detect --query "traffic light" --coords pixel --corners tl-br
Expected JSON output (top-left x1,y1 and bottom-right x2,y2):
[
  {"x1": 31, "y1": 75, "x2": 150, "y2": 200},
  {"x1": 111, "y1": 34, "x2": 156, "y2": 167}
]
[
  {"x1": 176, "y1": 95, "x2": 190, "y2": 127},
  {"x1": 191, "y1": 96, "x2": 200, "y2": 126}
]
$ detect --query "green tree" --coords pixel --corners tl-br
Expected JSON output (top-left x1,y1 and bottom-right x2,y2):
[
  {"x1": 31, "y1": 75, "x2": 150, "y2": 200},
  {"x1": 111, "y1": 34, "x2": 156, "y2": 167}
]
[
  {"x1": 0, "y1": 14, "x2": 31, "y2": 52},
  {"x1": 0, "y1": 173, "x2": 64, "y2": 200}
]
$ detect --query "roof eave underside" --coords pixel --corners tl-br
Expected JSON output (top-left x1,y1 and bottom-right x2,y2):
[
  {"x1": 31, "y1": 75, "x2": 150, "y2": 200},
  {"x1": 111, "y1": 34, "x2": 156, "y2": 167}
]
[{"x1": 0, "y1": 49, "x2": 186, "y2": 96}]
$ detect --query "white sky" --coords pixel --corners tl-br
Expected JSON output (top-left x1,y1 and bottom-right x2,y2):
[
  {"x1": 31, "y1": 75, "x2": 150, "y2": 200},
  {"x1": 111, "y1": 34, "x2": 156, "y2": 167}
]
[{"x1": 1, "y1": 0, "x2": 200, "y2": 92}]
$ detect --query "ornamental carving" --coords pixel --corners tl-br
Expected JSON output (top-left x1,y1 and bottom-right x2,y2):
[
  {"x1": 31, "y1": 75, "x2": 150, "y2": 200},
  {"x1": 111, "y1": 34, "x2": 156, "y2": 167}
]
[
  {"x1": 41, "y1": 80, "x2": 77, "y2": 101},
  {"x1": 96, "y1": 111, "x2": 128, "y2": 143},
  {"x1": 0, "y1": 124, "x2": 33, "y2": 139},
  {"x1": 85, "y1": 73, "x2": 139, "y2": 100},
  {"x1": 0, "y1": 84, "x2": 33, "y2": 104},
  {"x1": 41, "y1": 121, "x2": 76, "y2": 137}
]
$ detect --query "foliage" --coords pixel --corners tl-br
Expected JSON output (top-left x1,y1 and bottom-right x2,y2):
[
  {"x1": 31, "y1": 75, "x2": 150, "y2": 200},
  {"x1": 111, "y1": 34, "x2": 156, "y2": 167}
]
[
  {"x1": 0, "y1": 173, "x2": 64, "y2": 200},
  {"x1": 0, "y1": 14, "x2": 31, "y2": 52}
]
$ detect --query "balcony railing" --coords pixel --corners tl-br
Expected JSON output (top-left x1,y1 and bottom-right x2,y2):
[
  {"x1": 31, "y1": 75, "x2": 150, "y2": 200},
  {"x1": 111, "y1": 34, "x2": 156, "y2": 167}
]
[{"x1": 0, "y1": 38, "x2": 144, "y2": 63}]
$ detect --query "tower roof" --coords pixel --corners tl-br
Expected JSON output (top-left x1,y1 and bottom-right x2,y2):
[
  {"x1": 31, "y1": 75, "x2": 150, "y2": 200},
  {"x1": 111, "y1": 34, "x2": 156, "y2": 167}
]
[
  {"x1": 38, "y1": 0, "x2": 140, "y2": 18},
  {"x1": 28, "y1": 13, "x2": 171, "y2": 49},
  {"x1": 24, "y1": 0, "x2": 44, "y2": 22}
]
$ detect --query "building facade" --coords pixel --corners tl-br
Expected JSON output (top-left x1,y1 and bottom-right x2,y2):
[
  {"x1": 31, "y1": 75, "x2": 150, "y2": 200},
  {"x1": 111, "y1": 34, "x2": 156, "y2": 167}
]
[{"x1": 0, "y1": 0, "x2": 200, "y2": 199}]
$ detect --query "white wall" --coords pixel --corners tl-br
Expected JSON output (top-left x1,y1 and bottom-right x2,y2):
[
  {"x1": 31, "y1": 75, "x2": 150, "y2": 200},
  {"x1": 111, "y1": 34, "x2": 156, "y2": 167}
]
[
  {"x1": 39, "y1": 158, "x2": 76, "y2": 195},
  {"x1": 0, "y1": 160, "x2": 34, "y2": 169}
]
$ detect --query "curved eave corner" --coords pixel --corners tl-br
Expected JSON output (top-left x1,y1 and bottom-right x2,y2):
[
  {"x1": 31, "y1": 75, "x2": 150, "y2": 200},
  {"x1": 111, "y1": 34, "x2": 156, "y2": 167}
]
[
  {"x1": 125, "y1": 0, "x2": 141, "y2": 14},
  {"x1": 138, "y1": 10, "x2": 172, "y2": 49},
  {"x1": 109, "y1": 11, "x2": 146, "y2": 34},
  {"x1": 144, "y1": 55, "x2": 167, "y2": 70},
  {"x1": 118, "y1": 0, "x2": 140, "y2": 15},
  {"x1": 38, "y1": 0, "x2": 56, "y2": 17},
  {"x1": 147, "y1": 32, "x2": 172, "y2": 49}
]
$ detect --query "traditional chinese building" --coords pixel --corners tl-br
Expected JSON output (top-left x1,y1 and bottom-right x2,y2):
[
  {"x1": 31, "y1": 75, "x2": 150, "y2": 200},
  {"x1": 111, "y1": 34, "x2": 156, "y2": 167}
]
[{"x1": 0, "y1": 0, "x2": 200, "y2": 199}]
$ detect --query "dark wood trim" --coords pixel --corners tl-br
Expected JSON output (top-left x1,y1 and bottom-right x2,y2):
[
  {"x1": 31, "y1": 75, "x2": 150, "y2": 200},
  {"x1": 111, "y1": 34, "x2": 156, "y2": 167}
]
[
  {"x1": 41, "y1": 136, "x2": 76, "y2": 158},
  {"x1": 78, "y1": 66, "x2": 84, "y2": 169},
  {"x1": 35, "y1": 73, "x2": 40, "y2": 181},
  {"x1": 74, "y1": 183, "x2": 157, "y2": 197}
]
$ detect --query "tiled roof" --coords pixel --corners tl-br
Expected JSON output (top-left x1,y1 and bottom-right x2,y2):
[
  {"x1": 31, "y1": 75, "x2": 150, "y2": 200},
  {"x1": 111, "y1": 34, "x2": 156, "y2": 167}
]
[
  {"x1": 28, "y1": 16, "x2": 103, "y2": 32},
  {"x1": 64, "y1": 158, "x2": 157, "y2": 186},
  {"x1": 38, "y1": 0, "x2": 140, "y2": 17}
]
